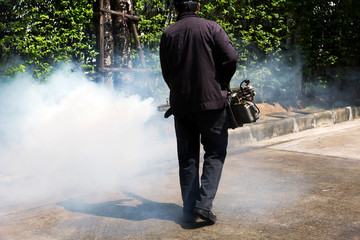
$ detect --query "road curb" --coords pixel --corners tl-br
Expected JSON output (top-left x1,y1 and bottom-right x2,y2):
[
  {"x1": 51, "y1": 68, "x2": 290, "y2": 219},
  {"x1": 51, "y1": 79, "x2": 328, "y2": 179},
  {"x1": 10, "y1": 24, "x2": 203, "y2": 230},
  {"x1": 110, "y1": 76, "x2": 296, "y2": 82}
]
[{"x1": 229, "y1": 106, "x2": 360, "y2": 146}]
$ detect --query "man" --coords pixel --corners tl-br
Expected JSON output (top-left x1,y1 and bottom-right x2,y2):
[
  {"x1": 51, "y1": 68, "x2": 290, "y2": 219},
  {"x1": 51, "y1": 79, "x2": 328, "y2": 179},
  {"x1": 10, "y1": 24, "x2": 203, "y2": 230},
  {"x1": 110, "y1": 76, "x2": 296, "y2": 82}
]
[{"x1": 160, "y1": 0, "x2": 238, "y2": 224}]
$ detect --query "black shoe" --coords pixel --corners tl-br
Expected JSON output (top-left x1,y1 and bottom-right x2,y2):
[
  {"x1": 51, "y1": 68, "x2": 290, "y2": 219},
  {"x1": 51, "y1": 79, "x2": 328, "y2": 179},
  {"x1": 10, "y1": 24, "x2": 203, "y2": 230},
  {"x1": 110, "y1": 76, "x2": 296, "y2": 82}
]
[{"x1": 193, "y1": 207, "x2": 216, "y2": 224}]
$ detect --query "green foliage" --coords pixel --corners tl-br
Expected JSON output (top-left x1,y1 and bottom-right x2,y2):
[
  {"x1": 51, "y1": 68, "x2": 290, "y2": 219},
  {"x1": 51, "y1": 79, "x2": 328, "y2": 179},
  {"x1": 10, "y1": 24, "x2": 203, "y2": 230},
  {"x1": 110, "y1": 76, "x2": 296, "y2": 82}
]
[
  {"x1": 293, "y1": 0, "x2": 360, "y2": 89},
  {"x1": 5, "y1": 64, "x2": 26, "y2": 76},
  {"x1": 0, "y1": 0, "x2": 97, "y2": 79},
  {"x1": 198, "y1": 0, "x2": 290, "y2": 62},
  {"x1": 1, "y1": 0, "x2": 359, "y2": 101}
]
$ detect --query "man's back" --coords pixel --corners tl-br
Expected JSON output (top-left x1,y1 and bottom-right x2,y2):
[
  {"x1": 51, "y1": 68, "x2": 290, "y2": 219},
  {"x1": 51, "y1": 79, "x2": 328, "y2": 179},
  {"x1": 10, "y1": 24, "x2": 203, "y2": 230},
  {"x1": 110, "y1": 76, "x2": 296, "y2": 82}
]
[{"x1": 160, "y1": 13, "x2": 238, "y2": 114}]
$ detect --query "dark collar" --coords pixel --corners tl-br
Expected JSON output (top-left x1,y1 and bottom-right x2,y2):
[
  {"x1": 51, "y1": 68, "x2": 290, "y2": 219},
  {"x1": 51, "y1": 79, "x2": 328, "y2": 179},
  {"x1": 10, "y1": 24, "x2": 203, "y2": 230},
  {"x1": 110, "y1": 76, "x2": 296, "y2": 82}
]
[{"x1": 176, "y1": 12, "x2": 200, "y2": 21}]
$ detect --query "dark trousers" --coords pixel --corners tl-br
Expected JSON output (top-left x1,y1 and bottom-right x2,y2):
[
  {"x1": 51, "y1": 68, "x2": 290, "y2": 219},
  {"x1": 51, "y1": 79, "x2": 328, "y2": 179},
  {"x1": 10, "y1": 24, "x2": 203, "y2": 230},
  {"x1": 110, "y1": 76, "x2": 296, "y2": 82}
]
[{"x1": 174, "y1": 108, "x2": 228, "y2": 213}]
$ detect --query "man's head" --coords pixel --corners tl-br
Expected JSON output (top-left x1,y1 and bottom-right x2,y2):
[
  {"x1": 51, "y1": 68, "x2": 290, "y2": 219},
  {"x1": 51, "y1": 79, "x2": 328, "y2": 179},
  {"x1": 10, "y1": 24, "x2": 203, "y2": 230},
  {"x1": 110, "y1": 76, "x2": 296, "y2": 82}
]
[{"x1": 174, "y1": 0, "x2": 200, "y2": 13}]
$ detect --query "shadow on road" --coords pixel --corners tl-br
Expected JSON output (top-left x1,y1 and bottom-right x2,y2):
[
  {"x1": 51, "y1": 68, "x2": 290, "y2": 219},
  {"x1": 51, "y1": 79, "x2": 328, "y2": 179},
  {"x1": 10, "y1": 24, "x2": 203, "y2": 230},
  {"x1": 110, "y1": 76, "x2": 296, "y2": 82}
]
[{"x1": 57, "y1": 192, "x2": 183, "y2": 225}]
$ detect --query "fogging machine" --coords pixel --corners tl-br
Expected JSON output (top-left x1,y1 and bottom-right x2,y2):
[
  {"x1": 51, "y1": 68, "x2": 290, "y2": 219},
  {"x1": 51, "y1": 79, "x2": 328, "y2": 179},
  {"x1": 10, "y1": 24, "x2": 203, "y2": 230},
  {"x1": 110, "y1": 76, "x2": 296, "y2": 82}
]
[{"x1": 227, "y1": 78, "x2": 260, "y2": 129}]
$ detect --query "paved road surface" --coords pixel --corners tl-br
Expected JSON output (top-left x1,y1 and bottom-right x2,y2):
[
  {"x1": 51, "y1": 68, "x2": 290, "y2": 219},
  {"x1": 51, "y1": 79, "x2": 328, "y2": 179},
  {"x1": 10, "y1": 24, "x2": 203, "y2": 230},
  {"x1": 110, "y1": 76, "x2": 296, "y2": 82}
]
[{"x1": 1, "y1": 119, "x2": 360, "y2": 239}]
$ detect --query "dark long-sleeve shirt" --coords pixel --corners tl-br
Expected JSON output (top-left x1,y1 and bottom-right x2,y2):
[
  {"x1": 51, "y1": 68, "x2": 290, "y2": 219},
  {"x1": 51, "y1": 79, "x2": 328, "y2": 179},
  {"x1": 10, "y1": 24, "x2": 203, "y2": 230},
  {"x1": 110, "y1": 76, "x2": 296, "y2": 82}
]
[{"x1": 160, "y1": 12, "x2": 238, "y2": 114}]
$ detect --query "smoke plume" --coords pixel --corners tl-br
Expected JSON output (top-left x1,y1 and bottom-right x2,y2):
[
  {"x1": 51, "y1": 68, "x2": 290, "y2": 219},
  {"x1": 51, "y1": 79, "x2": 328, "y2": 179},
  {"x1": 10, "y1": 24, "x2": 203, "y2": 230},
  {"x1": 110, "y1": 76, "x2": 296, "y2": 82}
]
[{"x1": 0, "y1": 64, "x2": 176, "y2": 206}]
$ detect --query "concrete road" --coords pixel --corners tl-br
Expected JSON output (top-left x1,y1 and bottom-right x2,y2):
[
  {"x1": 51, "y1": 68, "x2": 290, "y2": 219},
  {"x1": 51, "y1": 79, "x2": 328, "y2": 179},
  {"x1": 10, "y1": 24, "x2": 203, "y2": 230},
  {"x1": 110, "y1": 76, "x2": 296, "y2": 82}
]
[{"x1": 1, "y1": 119, "x2": 360, "y2": 240}]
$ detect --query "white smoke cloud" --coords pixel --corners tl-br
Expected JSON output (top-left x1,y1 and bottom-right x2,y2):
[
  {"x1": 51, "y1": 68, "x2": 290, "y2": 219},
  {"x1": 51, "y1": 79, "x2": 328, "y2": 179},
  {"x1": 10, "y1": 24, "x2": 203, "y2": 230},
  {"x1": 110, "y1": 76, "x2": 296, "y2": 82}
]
[{"x1": 0, "y1": 64, "x2": 176, "y2": 205}]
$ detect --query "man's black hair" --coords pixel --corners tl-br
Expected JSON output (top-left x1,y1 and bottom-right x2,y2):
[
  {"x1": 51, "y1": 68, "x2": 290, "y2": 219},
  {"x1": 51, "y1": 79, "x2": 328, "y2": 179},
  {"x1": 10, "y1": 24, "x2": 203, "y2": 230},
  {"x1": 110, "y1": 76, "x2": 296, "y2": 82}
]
[{"x1": 174, "y1": 0, "x2": 199, "y2": 13}]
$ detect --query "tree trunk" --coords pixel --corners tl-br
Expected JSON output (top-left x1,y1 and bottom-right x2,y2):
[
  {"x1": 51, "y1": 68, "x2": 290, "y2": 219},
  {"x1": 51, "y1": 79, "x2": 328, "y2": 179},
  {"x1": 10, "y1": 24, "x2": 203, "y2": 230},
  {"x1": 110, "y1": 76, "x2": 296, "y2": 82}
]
[
  {"x1": 94, "y1": 0, "x2": 115, "y2": 86},
  {"x1": 103, "y1": 0, "x2": 115, "y2": 87},
  {"x1": 111, "y1": 0, "x2": 132, "y2": 88}
]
